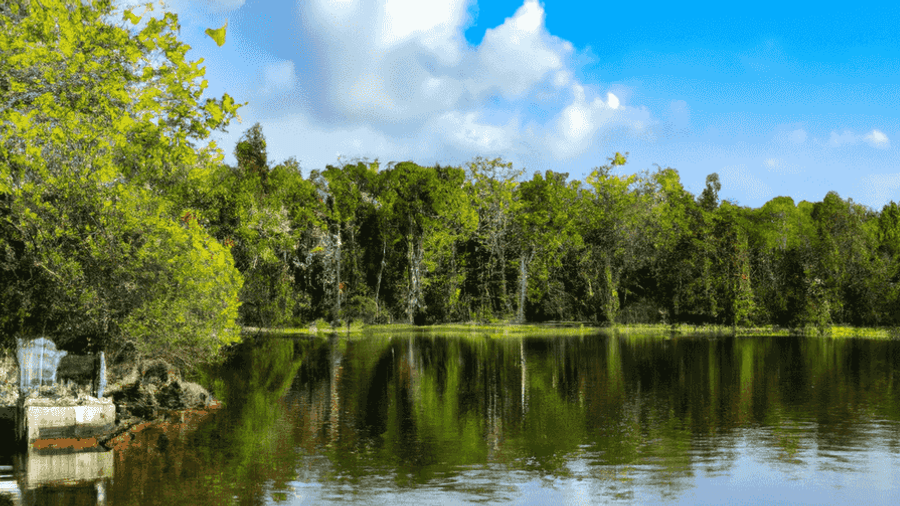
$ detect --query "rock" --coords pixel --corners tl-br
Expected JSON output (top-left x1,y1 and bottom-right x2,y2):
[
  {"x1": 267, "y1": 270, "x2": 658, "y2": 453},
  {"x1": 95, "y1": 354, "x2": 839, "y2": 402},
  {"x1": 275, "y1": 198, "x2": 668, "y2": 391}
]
[
  {"x1": 155, "y1": 380, "x2": 211, "y2": 410},
  {"x1": 107, "y1": 358, "x2": 214, "y2": 419},
  {"x1": 141, "y1": 359, "x2": 179, "y2": 385},
  {"x1": 111, "y1": 382, "x2": 159, "y2": 420}
]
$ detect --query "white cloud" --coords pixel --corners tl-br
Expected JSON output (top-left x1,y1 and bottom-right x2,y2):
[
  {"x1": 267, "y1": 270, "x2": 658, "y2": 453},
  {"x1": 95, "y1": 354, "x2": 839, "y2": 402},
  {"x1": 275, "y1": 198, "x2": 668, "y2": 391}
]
[
  {"x1": 827, "y1": 128, "x2": 890, "y2": 149},
  {"x1": 552, "y1": 70, "x2": 571, "y2": 89},
  {"x1": 145, "y1": 0, "x2": 658, "y2": 172},
  {"x1": 471, "y1": 0, "x2": 573, "y2": 100},
  {"x1": 788, "y1": 128, "x2": 807, "y2": 144},
  {"x1": 431, "y1": 111, "x2": 519, "y2": 153},
  {"x1": 270, "y1": 0, "x2": 649, "y2": 167},
  {"x1": 259, "y1": 60, "x2": 296, "y2": 95},
  {"x1": 607, "y1": 93, "x2": 620, "y2": 110},
  {"x1": 379, "y1": 0, "x2": 468, "y2": 61},
  {"x1": 828, "y1": 129, "x2": 859, "y2": 148},
  {"x1": 540, "y1": 86, "x2": 650, "y2": 158},
  {"x1": 864, "y1": 129, "x2": 890, "y2": 149}
]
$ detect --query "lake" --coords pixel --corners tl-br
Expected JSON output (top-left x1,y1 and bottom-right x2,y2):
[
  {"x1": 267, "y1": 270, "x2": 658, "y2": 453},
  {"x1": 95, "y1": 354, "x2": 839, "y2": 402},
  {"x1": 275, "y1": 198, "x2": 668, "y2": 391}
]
[{"x1": 2, "y1": 331, "x2": 898, "y2": 505}]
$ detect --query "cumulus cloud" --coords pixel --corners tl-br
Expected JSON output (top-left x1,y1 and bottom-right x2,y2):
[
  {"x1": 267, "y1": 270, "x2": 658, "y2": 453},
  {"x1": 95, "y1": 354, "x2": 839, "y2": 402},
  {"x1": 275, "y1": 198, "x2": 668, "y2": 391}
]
[
  {"x1": 864, "y1": 129, "x2": 890, "y2": 149},
  {"x1": 430, "y1": 110, "x2": 519, "y2": 153},
  {"x1": 472, "y1": 0, "x2": 572, "y2": 100},
  {"x1": 122, "y1": 0, "x2": 658, "y2": 171},
  {"x1": 292, "y1": 1, "x2": 651, "y2": 165}
]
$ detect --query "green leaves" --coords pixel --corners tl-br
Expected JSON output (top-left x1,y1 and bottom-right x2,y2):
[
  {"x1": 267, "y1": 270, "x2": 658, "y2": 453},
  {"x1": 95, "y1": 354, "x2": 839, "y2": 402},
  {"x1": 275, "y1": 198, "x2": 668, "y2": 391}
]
[
  {"x1": 205, "y1": 21, "x2": 228, "y2": 47},
  {"x1": 123, "y1": 10, "x2": 142, "y2": 26},
  {"x1": 0, "y1": 0, "x2": 246, "y2": 366}
]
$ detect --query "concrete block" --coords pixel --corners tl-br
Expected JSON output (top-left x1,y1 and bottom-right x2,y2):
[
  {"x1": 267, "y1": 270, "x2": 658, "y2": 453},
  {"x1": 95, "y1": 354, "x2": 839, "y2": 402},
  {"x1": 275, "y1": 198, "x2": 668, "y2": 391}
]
[
  {"x1": 22, "y1": 447, "x2": 113, "y2": 489},
  {"x1": 19, "y1": 398, "x2": 116, "y2": 445}
]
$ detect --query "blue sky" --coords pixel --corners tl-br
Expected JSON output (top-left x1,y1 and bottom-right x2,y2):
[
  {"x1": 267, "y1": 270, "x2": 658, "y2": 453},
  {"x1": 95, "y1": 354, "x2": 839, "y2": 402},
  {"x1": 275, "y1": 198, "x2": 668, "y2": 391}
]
[{"x1": 110, "y1": 0, "x2": 899, "y2": 210}]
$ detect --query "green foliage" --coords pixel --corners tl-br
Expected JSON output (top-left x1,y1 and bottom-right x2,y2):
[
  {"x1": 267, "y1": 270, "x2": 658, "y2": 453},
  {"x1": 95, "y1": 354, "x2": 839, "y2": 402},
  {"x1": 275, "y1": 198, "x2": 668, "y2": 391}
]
[
  {"x1": 380, "y1": 162, "x2": 476, "y2": 322},
  {"x1": 514, "y1": 170, "x2": 582, "y2": 321},
  {"x1": 205, "y1": 21, "x2": 227, "y2": 47},
  {"x1": 1, "y1": 0, "x2": 896, "y2": 347},
  {"x1": 581, "y1": 156, "x2": 649, "y2": 323},
  {"x1": 197, "y1": 125, "x2": 310, "y2": 328},
  {"x1": 466, "y1": 157, "x2": 523, "y2": 319},
  {"x1": 0, "y1": 0, "x2": 245, "y2": 368},
  {"x1": 698, "y1": 172, "x2": 721, "y2": 212}
]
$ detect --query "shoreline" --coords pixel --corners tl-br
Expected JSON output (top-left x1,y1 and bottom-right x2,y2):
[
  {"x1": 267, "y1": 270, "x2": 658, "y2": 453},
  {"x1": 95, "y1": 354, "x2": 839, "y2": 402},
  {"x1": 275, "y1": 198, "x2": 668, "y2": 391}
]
[
  {"x1": 244, "y1": 322, "x2": 900, "y2": 339},
  {"x1": 0, "y1": 351, "x2": 223, "y2": 451}
]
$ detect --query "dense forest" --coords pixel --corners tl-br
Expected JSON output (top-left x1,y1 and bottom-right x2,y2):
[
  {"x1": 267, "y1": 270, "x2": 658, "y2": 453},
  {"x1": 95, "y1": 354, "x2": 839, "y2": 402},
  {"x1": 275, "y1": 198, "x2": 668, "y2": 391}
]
[
  {"x1": 2, "y1": 1, "x2": 899, "y2": 369},
  {"x1": 168, "y1": 124, "x2": 900, "y2": 332}
]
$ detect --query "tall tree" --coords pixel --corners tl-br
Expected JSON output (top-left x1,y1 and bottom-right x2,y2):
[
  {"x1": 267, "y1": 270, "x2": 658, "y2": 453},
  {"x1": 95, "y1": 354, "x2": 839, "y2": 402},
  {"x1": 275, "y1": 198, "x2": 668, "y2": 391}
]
[
  {"x1": 513, "y1": 170, "x2": 582, "y2": 322},
  {"x1": 0, "y1": 0, "x2": 245, "y2": 367},
  {"x1": 580, "y1": 153, "x2": 649, "y2": 323},
  {"x1": 643, "y1": 166, "x2": 695, "y2": 323},
  {"x1": 381, "y1": 162, "x2": 475, "y2": 323},
  {"x1": 466, "y1": 157, "x2": 523, "y2": 319}
]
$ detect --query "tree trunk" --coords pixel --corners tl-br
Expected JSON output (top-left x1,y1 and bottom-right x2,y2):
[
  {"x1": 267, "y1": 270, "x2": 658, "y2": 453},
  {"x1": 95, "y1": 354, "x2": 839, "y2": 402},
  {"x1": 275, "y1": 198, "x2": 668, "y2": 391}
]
[
  {"x1": 334, "y1": 228, "x2": 342, "y2": 322},
  {"x1": 518, "y1": 253, "x2": 528, "y2": 323},
  {"x1": 500, "y1": 243, "x2": 511, "y2": 316},
  {"x1": 374, "y1": 238, "x2": 385, "y2": 315},
  {"x1": 602, "y1": 259, "x2": 619, "y2": 324}
]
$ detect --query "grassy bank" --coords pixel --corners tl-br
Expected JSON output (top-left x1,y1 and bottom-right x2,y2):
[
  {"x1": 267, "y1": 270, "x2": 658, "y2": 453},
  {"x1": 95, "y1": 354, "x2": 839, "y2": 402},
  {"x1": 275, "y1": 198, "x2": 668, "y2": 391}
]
[{"x1": 243, "y1": 323, "x2": 900, "y2": 340}]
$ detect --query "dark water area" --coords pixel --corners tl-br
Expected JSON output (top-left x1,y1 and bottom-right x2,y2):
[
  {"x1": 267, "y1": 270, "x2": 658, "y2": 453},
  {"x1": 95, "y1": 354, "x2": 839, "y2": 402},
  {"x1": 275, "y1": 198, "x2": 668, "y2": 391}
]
[{"x1": 2, "y1": 333, "x2": 899, "y2": 505}]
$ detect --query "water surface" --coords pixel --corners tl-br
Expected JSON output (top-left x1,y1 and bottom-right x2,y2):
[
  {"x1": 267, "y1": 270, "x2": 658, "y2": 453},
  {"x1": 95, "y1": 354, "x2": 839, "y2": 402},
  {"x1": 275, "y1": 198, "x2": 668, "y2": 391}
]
[{"x1": 2, "y1": 332, "x2": 898, "y2": 505}]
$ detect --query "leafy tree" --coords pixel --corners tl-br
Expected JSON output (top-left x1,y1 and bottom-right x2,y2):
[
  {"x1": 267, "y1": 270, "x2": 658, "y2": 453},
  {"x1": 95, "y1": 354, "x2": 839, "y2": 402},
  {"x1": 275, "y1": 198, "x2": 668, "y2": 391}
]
[
  {"x1": 698, "y1": 172, "x2": 721, "y2": 213},
  {"x1": 234, "y1": 122, "x2": 269, "y2": 189},
  {"x1": 877, "y1": 201, "x2": 900, "y2": 259},
  {"x1": 318, "y1": 160, "x2": 380, "y2": 322},
  {"x1": 810, "y1": 192, "x2": 882, "y2": 326},
  {"x1": 0, "y1": 0, "x2": 244, "y2": 368},
  {"x1": 513, "y1": 170, "x2": 582, "y2": 322},
  {"x1": 642, "y1": 166, "x2": 696, "y2": 322},
  {"x1": 714, "y1": 202, "x2": 756, "y2": 327},
  {"x1": 466, "y1": 157, "x2": 523, "y2": 320},
  {"x1": 581, "y1": 153, "x2": 650, "y2": 323},
  {"x1": 380, "y1": 162, "x2": 475, "y2": 323}
]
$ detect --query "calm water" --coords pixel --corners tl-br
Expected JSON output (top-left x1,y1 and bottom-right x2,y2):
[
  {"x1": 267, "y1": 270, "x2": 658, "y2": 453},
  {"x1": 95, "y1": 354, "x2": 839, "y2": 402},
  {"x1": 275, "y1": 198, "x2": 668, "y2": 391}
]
[{"x1": 2, "y1": 332, "x2": 899, "y2": 505}]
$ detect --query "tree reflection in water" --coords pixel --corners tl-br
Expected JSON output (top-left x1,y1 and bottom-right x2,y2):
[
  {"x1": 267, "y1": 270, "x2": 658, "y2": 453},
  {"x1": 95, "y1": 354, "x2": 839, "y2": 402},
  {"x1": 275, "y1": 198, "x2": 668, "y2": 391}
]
[{"x1": 6, "y1": 332, "x2": 897, "y2": 505}]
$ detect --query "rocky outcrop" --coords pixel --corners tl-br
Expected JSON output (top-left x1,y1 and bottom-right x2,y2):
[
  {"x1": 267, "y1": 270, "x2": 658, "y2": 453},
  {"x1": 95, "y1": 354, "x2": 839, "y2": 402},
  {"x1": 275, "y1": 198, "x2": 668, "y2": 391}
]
[
  {"x1": 105, "y1": 358, "x2": 216, "y2": 422},
  {"x1": 156, "y1": 380, "x2": 213, "y2": 410}
]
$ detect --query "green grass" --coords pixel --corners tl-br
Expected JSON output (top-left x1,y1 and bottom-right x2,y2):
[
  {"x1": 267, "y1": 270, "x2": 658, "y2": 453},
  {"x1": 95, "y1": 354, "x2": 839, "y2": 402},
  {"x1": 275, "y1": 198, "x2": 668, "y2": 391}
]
[{"x1": 243, "y1": 322, "x2": 900, "y2": 340}]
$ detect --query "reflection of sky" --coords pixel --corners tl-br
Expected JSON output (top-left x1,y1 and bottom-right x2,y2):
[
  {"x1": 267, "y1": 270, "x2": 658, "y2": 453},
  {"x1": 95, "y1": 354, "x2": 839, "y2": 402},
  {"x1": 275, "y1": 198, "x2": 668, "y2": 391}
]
[{"x1": 278, "y1": 422, "x2": 900, "y2": 505}]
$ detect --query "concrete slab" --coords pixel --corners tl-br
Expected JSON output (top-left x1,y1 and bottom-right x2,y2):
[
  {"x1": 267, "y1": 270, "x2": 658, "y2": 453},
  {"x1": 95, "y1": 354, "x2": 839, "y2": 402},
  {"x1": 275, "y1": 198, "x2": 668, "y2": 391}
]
[{"x1": 18, "y1": 398, "x2": 115, "y2": 445}]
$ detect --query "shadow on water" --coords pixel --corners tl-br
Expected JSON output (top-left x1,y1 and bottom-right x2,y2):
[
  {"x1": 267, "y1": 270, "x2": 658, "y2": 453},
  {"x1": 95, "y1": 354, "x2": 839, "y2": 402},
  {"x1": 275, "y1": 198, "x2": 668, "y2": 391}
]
[{"x1": 2, "y1": 332, "x2": 899, "y2": 505}]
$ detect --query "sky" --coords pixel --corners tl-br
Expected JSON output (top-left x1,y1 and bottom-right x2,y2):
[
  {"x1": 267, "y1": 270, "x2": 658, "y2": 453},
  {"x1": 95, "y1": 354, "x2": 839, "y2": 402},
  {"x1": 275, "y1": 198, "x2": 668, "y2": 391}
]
[{"x1": 109, "y1": 0, "x2": 900, "y2": 211}]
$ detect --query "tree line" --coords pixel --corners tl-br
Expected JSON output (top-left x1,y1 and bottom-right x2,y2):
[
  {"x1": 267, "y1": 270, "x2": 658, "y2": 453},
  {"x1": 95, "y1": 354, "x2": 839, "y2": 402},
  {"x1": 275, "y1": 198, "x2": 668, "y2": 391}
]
[
  {"x1": 2, "y1": 1, "x2": 898, "y2": 369},
  {"x1": 196, "y1": 125, "x2": 900, "y2": 334}
]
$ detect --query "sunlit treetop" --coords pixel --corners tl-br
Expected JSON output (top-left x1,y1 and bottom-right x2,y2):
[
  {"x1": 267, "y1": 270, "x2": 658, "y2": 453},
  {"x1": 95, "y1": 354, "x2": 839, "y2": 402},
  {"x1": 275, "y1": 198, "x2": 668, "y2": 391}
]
[{"x1": 0, "y1": 0, "x2": 246, "y2": 192}]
